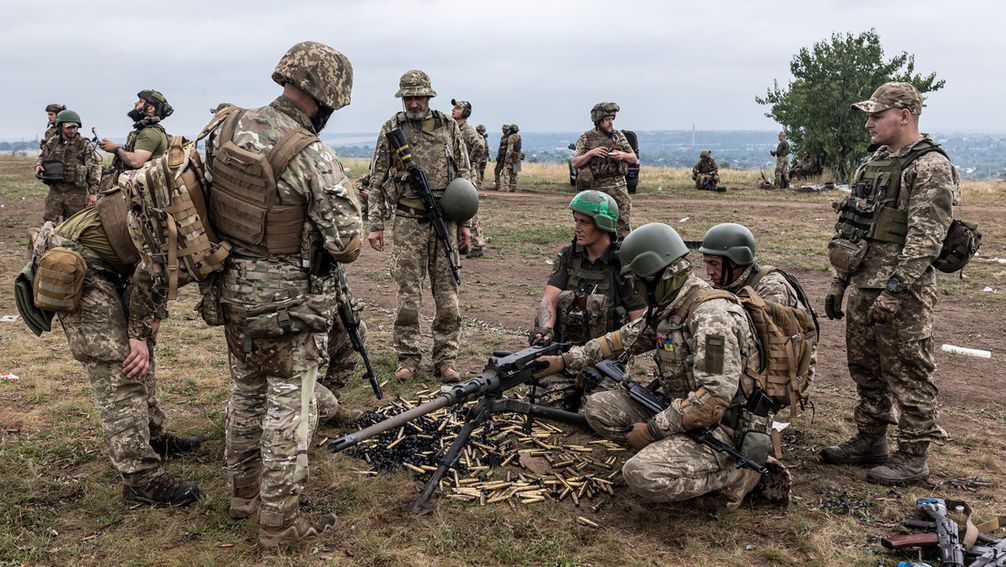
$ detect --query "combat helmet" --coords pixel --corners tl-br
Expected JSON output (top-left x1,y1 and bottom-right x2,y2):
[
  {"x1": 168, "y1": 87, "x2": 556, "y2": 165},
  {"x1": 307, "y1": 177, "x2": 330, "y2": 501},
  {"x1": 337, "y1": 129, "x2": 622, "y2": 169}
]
[
  {"x1": 699, "y1": 223, "x2": 756, "y2": 265},
  {"x1": 590, "y1": 102, "x2": 620, "y2": 124},
  {"x1": 476, "y1": 124, "x2": 486, "y2": 135},
  {"x1": 440, "y1": 177, "x2": 479, "y2": 223},
  {"x1": 272, "y1": 41, "x2": 353, "y2": 110},
  {"x1": 137, "y1": 89, "x2": 174, "y2": 119},
  {"x1": 395, "y1": 69, "x2": 436, "y2": 98},
  {"x1": 620, "y1": 223, "x2": 689, "y2": 278},
  {"x1": 55, "y1": 109, "x2": 81, "y2": 128},
  {"x1": 700, "y1": 150, "x2": 710, "y2": 158},
  {"x1": 45, "y1": 103, "x2": 66, "y2": 114},
  {"x1": 569, "y1": 190, "x2": 618, "y2": 234}
]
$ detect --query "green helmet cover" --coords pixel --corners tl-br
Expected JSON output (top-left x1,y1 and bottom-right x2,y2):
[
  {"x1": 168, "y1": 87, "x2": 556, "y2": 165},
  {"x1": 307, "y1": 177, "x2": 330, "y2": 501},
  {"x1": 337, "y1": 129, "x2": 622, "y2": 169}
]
[
  {"x1": 569, "y1": 190, "x2": 618, "y2": 233},
  {"x1": 699, "y1": 223, "x2": 756, "y2": 265},
  {"x1": 440, "y1": 177, "x2": 479, "y2": 223},
  {"x1": 620, "y1": 223, "x2": 689, "y2": 278},
  {"x1": 55, "y1": 109, "x2": 81, "y2": 127}
]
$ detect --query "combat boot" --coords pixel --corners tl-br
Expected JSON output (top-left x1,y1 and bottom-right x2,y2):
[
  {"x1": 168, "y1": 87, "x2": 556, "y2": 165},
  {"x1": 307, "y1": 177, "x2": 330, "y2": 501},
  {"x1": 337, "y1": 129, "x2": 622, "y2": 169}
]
[
  {"x1": 322, "y1": 405, "x2": 364, "y2": 426},
  {"x1": 123, "y1": 473, "x2": 200, "y2": 507},
  {"x1": 150, "y1": 432, "x2": 202, "y2": 457},
  {"x1": 866, "y1": 452, "x2": 930, "y2": 485},
  {"x1": 466, "y1": 247, "x2": 484, "y2": 259},
  {"x1": 229, "y1": 476, "x2": 260, "y2": 519},
  {"x1": 820, "y1": 433, "x2": 889, "y2": 465},
  {"x1": 437, "y1": 366, "x2": 461, "y2": 384},
  {"x1": 259, "y1": 512, "x2": 337, "y2": 549},
  {"x1": 394, "y1": 365, "x2": 415, "y2": 381}
]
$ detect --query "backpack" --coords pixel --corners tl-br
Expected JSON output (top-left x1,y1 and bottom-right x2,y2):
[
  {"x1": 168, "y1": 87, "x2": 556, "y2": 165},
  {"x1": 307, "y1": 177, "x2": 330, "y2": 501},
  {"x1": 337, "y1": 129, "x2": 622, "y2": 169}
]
[
  {"x1": 113, "y1": 110, "x2": 236, "y2": 299},
  {"x1": 683, "y1": 285, "x2": 818, "y2": 420}
]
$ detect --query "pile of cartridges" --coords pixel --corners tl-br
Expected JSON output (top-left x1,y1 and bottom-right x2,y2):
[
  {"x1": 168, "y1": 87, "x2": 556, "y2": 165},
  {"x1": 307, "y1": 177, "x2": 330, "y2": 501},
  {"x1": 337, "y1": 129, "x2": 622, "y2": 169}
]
[{"x1": 343, "y1": 390, "x2": 628, "y2": 510}]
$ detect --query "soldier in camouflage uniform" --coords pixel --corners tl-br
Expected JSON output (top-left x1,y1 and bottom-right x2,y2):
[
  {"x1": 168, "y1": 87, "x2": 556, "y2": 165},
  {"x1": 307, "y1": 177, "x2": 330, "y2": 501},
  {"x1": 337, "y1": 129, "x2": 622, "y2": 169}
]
[
  {"x1": 34, "y1": 110, "x2": 101, "y2": 223},
  {"x1": 40, "y1": 103, "x2": 65, "y2": 149},
  {"x1": 475, "y1": 124, "x2": 489, "y2": 186},
  {"x1": 770, "y1": 132, "x2": 790, "y2": 189},
  {"x1": 820, "y1": 82, "x2": 959, "y2": 485},
  {"x1": 529, "y1": 191, "x2": 645, "y2": 412},
  {"x1": 499, "y1": 123, "x2": 522, "y2": 192},
  {"x1": 691, "y1": 150, "x2": 720, "y2": 191},
  {"x1": 493, "y1": 124, "x2": 509, "y2": 190},
  {"x1": 31, "y1": 201, "x2": 202, "y2": 507},
  {"x1": 535, "y1": 223, "x2": 786, "y2": 508},
  {"x1": 207, "y1": 42, "x2": 362, "y2": 547},
  {"x1": 97, "y1": 90, "x2": 173, "y2": 189},
  {"x1": 572, "y1": 103, "x2": 636, "y2": 238},
  {"x1": 699, "y1": 222, "x2": 817, "y2": 396},
  {"x1": 452, "y1": 99, "x2": 487, "y2": 258},
  {"x1": 368, "y1": 70, "x2": 472, "y2": 383}
]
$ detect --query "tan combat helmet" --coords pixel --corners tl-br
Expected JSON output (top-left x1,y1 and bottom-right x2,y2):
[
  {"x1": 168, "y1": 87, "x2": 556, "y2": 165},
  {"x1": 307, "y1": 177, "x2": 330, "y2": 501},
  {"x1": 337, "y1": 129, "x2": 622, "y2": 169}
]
[
  {"x1": 272, "y1": 41, "x2": 353, "y2": 110},
  {"x1": 395, "y1": 69, "x2": 436, "y2": 98},
  {"x1": 590, "y1": 102, "x2": 620, "y2": 124},
  {"x1": 700, "y1": 150, "x2": 710, "y2": 158},
  {"x1": 45, "y1": 103, "x2": 66, "y2": 113}
]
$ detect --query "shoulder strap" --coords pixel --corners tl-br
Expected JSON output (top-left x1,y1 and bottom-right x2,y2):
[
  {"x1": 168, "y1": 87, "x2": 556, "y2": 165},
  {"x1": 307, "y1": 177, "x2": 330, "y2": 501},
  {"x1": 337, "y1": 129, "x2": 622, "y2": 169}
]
[
  {"x1": 747, "y1": 265, "x2": 776, "y2": 288},
  {"x1": 673, "y1": 287, "x2": 736, "y2": 325},
  {"x1": 196, "y1": 105, "x2": 242, "y2": 141},
  {"x1": 266, "y1": 128, "x2": 319, "y2": 178},
  {"x1": 217, "y1": 109, "x2": 247, "y2": 146}
]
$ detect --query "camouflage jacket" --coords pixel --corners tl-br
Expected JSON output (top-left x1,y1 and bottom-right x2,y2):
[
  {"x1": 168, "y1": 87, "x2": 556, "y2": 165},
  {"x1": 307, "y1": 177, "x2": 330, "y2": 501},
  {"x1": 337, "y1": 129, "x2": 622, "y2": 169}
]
[
  {"x1": 36, "y1": 134, "x2": 102, "y2": 194},
  {"x1": 561, "y1": 272, "x2": 758, "y2": 437},
  {"x1": 575, "y1": 128, "x2": 631, "y2": 187},
  {"x1": 692, "y1": 157, "x2": 718, "y2": 176},
  {"x1": 368, "y1": 108, "x2": 471, "y2": 232},
  {"x1": 504, "y1": 132, "x2": 522, "y2": 169},
  {"x1": 844, "y1": 135, "x2": 960, "y2": 291},
  {"x1": 458, "y1": 121, "x2": 487, "y2": 167},
  {"x1": 774, "y1": 140, "x2": 790, "y2": 158},
  {"x1": 209, "y1": 95, "x2": 362, "y2": 281},
  {"x1": 40, "y1": 125, "x2": 59, "y2": 149},
  {"x1": 494, "y1": 133, "x2": 508, "y2": 166},
  {"x1": 722, "y1": 265, "x2": 804, "y2": 309}
]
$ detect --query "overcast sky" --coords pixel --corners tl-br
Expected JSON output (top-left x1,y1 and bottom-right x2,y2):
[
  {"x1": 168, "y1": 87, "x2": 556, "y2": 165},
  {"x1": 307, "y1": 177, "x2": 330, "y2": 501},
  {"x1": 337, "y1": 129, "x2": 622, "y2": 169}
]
[{"x1": 3, "y1": 0, "x2": 1003, "y2": 142}]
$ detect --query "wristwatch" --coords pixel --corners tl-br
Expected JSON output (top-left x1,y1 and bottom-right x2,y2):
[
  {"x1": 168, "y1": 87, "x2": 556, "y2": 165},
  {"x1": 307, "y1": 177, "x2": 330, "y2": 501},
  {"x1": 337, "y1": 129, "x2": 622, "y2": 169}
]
[{"x1": 886, "y1": 277, "x2": 906, "y2": 293}]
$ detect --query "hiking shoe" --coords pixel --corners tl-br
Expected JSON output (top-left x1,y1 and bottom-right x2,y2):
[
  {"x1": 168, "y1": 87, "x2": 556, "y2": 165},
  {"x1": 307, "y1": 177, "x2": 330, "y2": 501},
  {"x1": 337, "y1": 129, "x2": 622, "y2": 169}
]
[
  {"x1": 820, "y1": 433, "x2": 889, "y2": 465},
  {"x1": 437, "y1": 366, "x2": 461, "y2": 384},
  {"x1": 150, "y1": 432, "x2": 202, "y2": 457},
  {"x1": 123, "y1": 473, "x2": 200, "y2": 507},
  {"x1": 394, "y1": 365, "x2": 415, "y2": 381},
  {"x1": 866, "y1": 452, "x2": 930, "y2": 485},
  {"x1": 259, "y1": 512, "x2": 336, "y2": 548},
  {"x1": 466, "y1": 247, "x2": 484, "y2": 259}
]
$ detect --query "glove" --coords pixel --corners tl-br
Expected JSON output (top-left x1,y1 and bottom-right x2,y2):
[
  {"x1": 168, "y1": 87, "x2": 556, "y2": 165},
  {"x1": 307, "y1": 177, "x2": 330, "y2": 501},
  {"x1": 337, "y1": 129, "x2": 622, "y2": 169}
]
[
  {"x1": 824, "y1": 278, "x2": 847, "y2": 320},
  {"x1": 531, "y1": 355, "x2": 564, "y2": 378},
  {"x1": 868, "y1": 291, "x2": 901, "y2": 324},
  {"x1": 528, "y1": 326, "x2": 553, "y2": 346},
  {"x1": 625, "y1": 420, "x2": 662, "y2": 451},
  {"x1": 770, "y1": 150, "x2": 776, "y2": 157}
]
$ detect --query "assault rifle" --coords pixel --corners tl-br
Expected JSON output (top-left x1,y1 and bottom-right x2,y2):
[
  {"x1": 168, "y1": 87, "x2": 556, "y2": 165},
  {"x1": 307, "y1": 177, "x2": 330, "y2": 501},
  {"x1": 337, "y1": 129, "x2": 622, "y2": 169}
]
[
  {"x1": 385, "y1": 127, "x2": 461, "y2": 285},
  {"x1": 589, "y1": 359, "x2": 770, "y2": 475},
  {"x1": 331, "y1": 342, "x2": 586, "y2": 512},
  {"x1": 312, "y1": 249, "x2": 382, "y2": 400},
  {"x1": 916, "y1": 498, "x2": 965, "y2": 567}
]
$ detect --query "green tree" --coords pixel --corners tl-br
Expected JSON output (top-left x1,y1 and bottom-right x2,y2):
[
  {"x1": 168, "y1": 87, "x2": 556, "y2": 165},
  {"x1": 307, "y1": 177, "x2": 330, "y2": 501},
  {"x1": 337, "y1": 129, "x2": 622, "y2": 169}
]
[{"x1": 757, "y1": 30, "x2": 944, "y2": 180}]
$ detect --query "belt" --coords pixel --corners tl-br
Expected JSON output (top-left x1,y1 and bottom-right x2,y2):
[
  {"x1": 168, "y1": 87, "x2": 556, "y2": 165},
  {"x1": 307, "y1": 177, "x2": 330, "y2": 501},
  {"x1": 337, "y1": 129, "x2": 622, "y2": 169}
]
[{"x1": 396, "y1": 203, "x2": 429, "y2": 223}]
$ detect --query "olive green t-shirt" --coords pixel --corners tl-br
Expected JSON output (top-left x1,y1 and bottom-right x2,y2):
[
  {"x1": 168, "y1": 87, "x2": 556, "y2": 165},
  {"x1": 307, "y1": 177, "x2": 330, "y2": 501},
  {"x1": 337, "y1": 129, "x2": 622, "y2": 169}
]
[
  {"x1": 56, "y1": 206, "x2": 129, "y2": 273},
  {"x1": 133, "y1": 126, "x2": 168, "y2": 157}
]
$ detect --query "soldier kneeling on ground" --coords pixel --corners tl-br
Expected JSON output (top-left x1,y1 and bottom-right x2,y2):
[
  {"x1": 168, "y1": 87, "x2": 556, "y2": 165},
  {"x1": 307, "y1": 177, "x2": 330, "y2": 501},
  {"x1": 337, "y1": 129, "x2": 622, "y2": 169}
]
[{"x1": 691, "y1": 150, "x2": 722, "y2": 192}]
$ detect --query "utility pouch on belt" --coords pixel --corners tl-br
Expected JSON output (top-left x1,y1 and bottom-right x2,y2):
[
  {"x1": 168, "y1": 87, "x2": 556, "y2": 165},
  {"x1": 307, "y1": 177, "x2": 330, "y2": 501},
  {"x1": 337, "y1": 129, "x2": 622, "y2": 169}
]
[
  {"x1": 195, "y1": 273, "x2": 225, "y2": 327},
  {"x1": 934, "y1": 219, "x2": 981, "y2": 274},
  {"x1": 33, "y1": 247, "x2": 86, "y2": 313},
  {"x1": 240, "y1": 294, "x2": 331, "y2": 340},
  {"x1": 735, "y1": 409, "x2": 772, "y2": 467},
  {"x1": 827, "y1": 237, "x2": 868, "y2": 276}
]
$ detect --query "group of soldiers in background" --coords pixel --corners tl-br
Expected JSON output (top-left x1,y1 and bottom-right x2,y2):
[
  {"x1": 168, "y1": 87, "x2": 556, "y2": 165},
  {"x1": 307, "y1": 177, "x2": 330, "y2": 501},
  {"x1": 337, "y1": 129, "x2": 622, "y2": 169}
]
[{"x1": 25, "y1": 60, "x2": 958, "y2": 551}]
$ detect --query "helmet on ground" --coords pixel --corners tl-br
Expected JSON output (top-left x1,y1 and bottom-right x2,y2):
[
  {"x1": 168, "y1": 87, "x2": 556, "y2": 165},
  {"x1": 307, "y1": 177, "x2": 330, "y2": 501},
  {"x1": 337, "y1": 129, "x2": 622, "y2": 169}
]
[
  {"x1": 137, "y1": 89, "x2": 174, "y2": 118},
  {"x1": 620, "y1": 223, "x2": 689, "y2": 278},
  {"x1": 699, "y1": 223, "x2": 756, "y2": 265},
  {"x1": 45, "y1": 103, "x2": 66, "y2": 114},
  {"x1": 569, "y1": 190, "x2": 618, "y2": 233},
  {"x1": 55, "y1": 109, "x2": 81, "y2": 127},
  {"x1": 590, "y1": 102, "x2": 620, "y2": 124},
  {"x1": 272, "y1": 41, "x2": 353, "y2": 110},
  {"x1": 440, "y1": 177, "x2": 479, "y2": 223},
  {"x1": 395, "y1": 69, "x2": 436, "y2": 98}
]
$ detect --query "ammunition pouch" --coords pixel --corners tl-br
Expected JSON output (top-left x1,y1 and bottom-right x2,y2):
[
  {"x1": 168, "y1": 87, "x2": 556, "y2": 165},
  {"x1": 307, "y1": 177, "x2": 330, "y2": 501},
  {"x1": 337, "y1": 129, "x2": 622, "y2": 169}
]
[
  {"x1": 239, "y1": 294, "x2": 332, "y2": 341},
  {"x1": 195, "y1": 272, "x2": 225, "y2": 327},
  {"x1": 734, "y1": 408, "x2": 772, "y2": 467},
  {"x1": 33, "y1": 247, "x2": 86, "y2": 313},
  {"x1": 827, "y1": 237, "x2": 868, "y2": 276}
]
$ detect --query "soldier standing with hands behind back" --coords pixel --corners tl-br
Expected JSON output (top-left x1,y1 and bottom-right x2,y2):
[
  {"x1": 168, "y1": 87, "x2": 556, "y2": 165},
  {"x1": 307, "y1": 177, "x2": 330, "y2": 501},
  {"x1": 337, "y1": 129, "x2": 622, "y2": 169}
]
[{"x1": 820, "y1": 82, "x2": 959, "y2": 485}]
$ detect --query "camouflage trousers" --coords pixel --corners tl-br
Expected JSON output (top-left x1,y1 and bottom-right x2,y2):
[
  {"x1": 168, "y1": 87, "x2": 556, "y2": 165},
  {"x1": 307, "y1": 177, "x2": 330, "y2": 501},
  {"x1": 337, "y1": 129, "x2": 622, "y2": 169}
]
[
  {"x1": 846, "y1": 286, "x2": 942, "y2": 455},
  {"x1": 595, "y1": 180, "x2": 632, "y2": 238},
  {"x1": 693, "y1": 173, "x2": 719, "y2": 191},
  {"x1": 468, "y1": 213, "x2": 486, "y2": 250},
  {"x1": 224, "y1": 327, "x2": 322, "y2": 528},
  {"x1": 774, "y1": 156, "x2": 789, "y2": 189},
  {"x1": 583, "y1": 389, "x2": 752, "y2": 503},
  {"x1": 60, "y1": 267, "x2": 165, "y2": 486},
  {"x1": 44, "y1": 186, "x2": 88, "y2": 223},
  {"x1": 391, "y1": 214, "x2": 461, "y2": 371},
  {"x1": 533, "y1": 369, "x2": 620, "y2": 414},
  {"x1": 476, "y1": 162, "x2": 487, "y2": 188},
  {"x1": 499, "y1": 167, "x2": 519, "y2": 193}
]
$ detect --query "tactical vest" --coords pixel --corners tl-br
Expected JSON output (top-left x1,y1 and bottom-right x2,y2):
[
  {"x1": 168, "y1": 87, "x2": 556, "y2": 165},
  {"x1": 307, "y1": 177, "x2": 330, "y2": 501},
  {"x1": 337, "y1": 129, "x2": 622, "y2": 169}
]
[
  {"x1": 391, "y1": 110, "x2": 456, "y2": 196},
  {"x1": 582, "y1": 129, "x2": 628, "y2": 182},
  {"x1": 111, "y1": 124, "x2": 167, "y2": 174},
  {"x1": 555, "y1": 244, "x2": 625, "y2": 344},
  {"x1": 835, "y1": 139, "x2": 947, "y2": 246},
  {"x1": 209, "y1": 109, "x2": 317, "y2": 256},
  {"x1": 39, "y1": 136, "x2": 87, "y2": 187}
]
